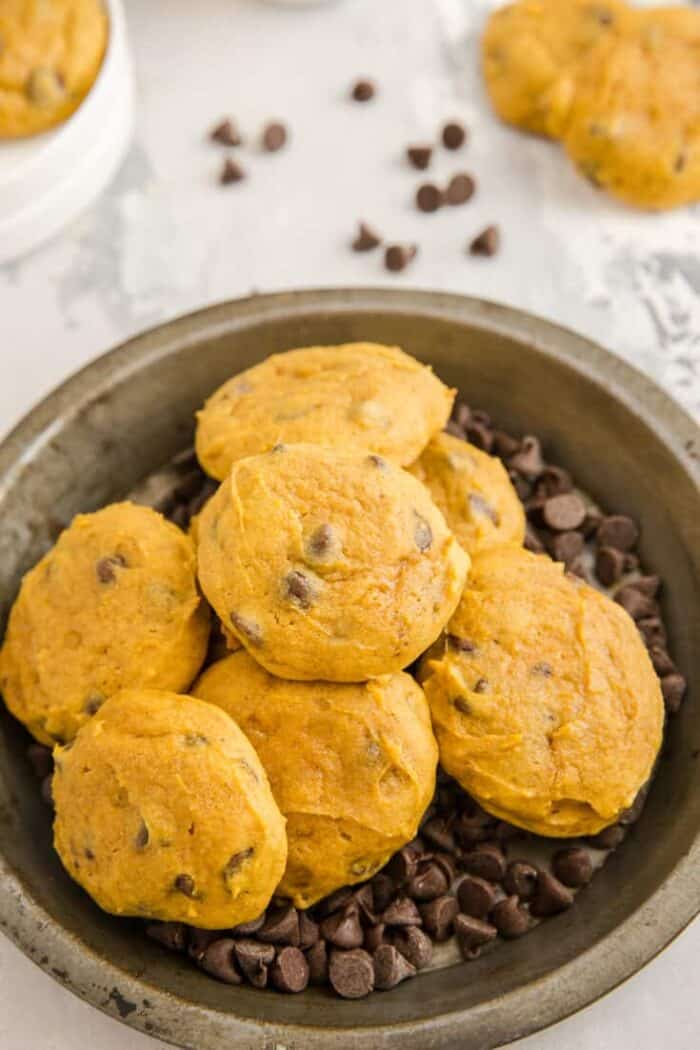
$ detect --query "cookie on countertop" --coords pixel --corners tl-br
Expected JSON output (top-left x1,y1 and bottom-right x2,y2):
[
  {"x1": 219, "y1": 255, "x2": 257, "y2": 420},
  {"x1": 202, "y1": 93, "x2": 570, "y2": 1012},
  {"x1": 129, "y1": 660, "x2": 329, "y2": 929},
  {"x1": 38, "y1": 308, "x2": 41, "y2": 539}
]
[
  {"x1": 196, "y1": 443, "x2": 469, "y2": 682},
  {"x1": 194, "y1": 343, "x2": 455, "y2": 480},
  {"x1": 193, "y1": 651, "x2": 438, "y2": 908},
  {"x1": 420, "y1": 545, "x2": 664, "y2": 838},
  {"x1": 408, "y1": 432, "x2": 525, "y2": 555},
  {"x1": 0, "y1": 0, "x2": 108, "y2": 139},
  {"x1": 0, "y1": 502, "x2": 210, "y2": 745},
  {"x1": 52, "y1": 689, "x2": 287, "y2": 929}
]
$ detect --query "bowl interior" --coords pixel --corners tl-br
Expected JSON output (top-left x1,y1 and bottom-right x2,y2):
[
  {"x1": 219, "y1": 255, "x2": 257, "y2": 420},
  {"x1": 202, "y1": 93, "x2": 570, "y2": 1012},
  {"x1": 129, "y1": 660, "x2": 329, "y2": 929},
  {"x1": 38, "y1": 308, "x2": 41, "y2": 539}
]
[{"x1": 1, "y1": 291, "x2": 699, "y2": 1050}]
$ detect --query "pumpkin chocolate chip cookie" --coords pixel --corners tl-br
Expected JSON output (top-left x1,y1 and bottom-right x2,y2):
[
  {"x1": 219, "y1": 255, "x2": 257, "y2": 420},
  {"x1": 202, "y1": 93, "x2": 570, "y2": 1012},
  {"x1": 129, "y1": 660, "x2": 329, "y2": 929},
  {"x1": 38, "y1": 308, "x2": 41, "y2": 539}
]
[
  {"x1": 408, "y1": 432, "x2": 525, "y2": 555},
  {"x1": 52, "y1": 689, "x2": 287, "y2": 928},
  {"x1": 193, "y1": 651, "x2": 438, "y2": 908},
  {"x1": 194, "y1": 342, "x2": 455, "y2": 480},
  {"x1": 0, "y1": 0, "x2": 108, "y2": 139},
  {"x1": 420, "y1": 545, "x2": 664, "y2": 837},
  {"x1": 196, "y1": 443, "x2": 469, "y2": 681},
  {"x1": 0, "y1": 502, "x2": 210, "y2": 745}
]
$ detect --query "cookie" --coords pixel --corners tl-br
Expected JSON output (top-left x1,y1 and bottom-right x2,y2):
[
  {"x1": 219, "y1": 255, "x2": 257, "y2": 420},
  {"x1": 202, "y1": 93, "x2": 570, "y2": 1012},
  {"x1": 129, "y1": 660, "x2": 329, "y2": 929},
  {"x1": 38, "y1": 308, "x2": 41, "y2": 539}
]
[
  {"x1": 52, "y1": 689, "x2": 287, "y2": 928},
  {"x1": 408, "y1": 432, "x2": 525, "y2": 555},
  {"x1": 562, "y1": 6, "x2": 700, "y2": 209},
  {"x1": 195, "y1": 343, "x2": 455, "y2": 481},
  {"x1": 420, "y1": 546, "x2": 663, "y2": 837},
  {"x1": 482, "y1": 0, "x2": 630, "y2": 139},
  {"x1": 0, "y1": 0, "x2": 108, "y2": 139},
  {"x1": 193, "y1": 652, "x2": 438, "y2": 908},
  {"x1": 0, "y1": 502, "x2": 210, "y2": 745},
  {"x1": 196, "y1": 444, "x2": 469, "y2": 681}
]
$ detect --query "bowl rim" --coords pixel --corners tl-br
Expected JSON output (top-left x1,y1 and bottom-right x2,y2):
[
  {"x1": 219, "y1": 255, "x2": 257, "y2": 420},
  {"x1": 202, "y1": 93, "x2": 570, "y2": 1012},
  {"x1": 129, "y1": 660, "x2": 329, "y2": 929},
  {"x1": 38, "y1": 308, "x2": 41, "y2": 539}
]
[{"x1": 1, "y1": 287, "x2": 699, "y2": 1050}]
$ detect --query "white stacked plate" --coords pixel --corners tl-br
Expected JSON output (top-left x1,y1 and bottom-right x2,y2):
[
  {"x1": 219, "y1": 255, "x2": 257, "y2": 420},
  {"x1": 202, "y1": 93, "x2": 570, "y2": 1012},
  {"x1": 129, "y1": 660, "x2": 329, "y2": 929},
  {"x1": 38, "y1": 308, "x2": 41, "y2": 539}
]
[{"x1": 0, "y1": 0, "x2": 133, "y2": 264}]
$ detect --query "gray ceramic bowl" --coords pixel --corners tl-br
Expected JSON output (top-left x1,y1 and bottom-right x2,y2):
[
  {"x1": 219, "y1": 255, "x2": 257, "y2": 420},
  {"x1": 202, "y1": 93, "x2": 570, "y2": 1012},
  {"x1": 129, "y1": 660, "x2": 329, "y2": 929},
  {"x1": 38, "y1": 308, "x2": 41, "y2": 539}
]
[{"x1": 1, "y1": 289, "x2": 699, "y2": 1050}]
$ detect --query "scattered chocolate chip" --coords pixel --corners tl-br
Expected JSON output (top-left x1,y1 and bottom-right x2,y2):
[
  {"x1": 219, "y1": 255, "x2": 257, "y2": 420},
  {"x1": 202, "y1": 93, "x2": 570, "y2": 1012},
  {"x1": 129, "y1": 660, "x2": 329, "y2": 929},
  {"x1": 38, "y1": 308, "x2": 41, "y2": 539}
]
[
  {"x1": 27, "y1": 744, "x2": 52, "y2": 779},
  {"x1": 231, "y1": 913, "x2": 266, "y2": 937},
  {"x1": 406, "y1": 145, "x2": 432, "y2": 170},
  {"x1": 419, "y1": 895, "x2": 458, "y2": 941},
  {"x1": 549, "y1": 530, "x2": 584, "y2": 566},
  {"x1": 615, "y1": 585, "x2": 658, "y2": 621},
  {"x1": 270, "y1": 946, "x2": 309, "y2": 993},
  {"x1": 321, "y1": 907, "x2": 364, "y2": 949},
  {"x1": 262, "y1": 122, "x2": 287, "y2": 152},
  {"x1": 442, "y1": 121, "x2": 467, "y2": 150},
  {"x1": 373, "y1": 944, "x2": 416, "y2": 990},
  {"x1": 200, "y1": 939, "x2": 241, "y2": 984},
  {"x1": 258, "y1": 905, "x2": 300, "y2": 946},
  {"x1": 491, "y1": 896, "x2": 529, "y2": 938},
  {"x1": 284, "y1": 569, "x2": 316, "y2": 608},
  {"x1": 454, "y1": 914, "x2": 497, "y2": 959},
  {"x1": 416, "y1": 182, "x2": 443, "y2": 212},
  {"x1": 407, "y1": 861, "x2": 449, "y2": 901},
  {"x1": 210, "y1": 119, "x2": 241, "y2": 146},
  {"x1": 220, "y1": 158, "x2": 245, "y2": 184},
  {"x1": 174, "y1": 874, "x2": 195, "y2": 898},
  {"x1": 552, "y1": 848, "x2": 593, "y2": 887},
  {"x1": 596, "y1": 515, "x2": 639, "y2": 551},
  {"x1": 413, "y1": 512, "x2": 433, "y2": 551},
  {"x1": 146, "y1": 922, "x2": 187, "y2": 952},
  {"x1": 461, "y1": 844, "x2": 506, "y2": 882},
  {"x1": 661, "y1": 672, "x2": 687, "y2": 714},
  {"x1": 385, "y1": 244, "x2": 418, "y2": 272},
  {"x1": 224, "y1": 847, "x2": 254, "y2": 879},
  {"x1": 229, "y1": 612, "x2": 263, "y2": 646},
  {"x1": 421, "y1": 817, "x2": 455, "y2": 853},
  {"x1": 135, "y1": 821, "x2": 149, "y2": 849},
  {"x1": 503, "y1": 860, "x2": 538, "y2": 900},
  {"x1": 596, "y1": 546, "x2": 626, "y2": 587},
  {"x1": 457, "y1": 875, "x2": 498, "y2": 919},
  {"x1": 391, "y1": 926, "x2": 433, "y2": 970},
  {"x1": 363, "y1": 924, "x2": 386, "y2": 952},
  {"x1": 469, "y1": 225, "x2": 500, "y2": 256},
  {"x1": 588, "y1": 824, "x2": 626, "y2": 849},
  {"x1": 509, "y1": 436, "x2": 544, "y2": 479},
  {"x1": 96, "y1": 554, "x2": 126, "y2": 583},
  {"x1": 352, "y1": 221, "x2": 381, "y2": 251},
  {"x1": 530, "y1": 870, "x2": 574, "y2": 917},
  {"x1": 234, "y1": 939, "x2": 275, "y2": 988},
  {"x1": 382, "y1": 896, "x2": 422, "y2": 927},
  {"x1": 329, "y1": 948, "x2": 375, "y2": 998},
  {"x1": 351, "y1": 78, "x2": 375, "y2": 102},
  {"x1": 542, "y1": 493, "x2": 586, "y2": 531},
  {"x1": 445, "y1": 173, "x2": 476, "y2": 205},
  {"x1": 306, "y1": 940, "x2": 329, "y2": 984}
]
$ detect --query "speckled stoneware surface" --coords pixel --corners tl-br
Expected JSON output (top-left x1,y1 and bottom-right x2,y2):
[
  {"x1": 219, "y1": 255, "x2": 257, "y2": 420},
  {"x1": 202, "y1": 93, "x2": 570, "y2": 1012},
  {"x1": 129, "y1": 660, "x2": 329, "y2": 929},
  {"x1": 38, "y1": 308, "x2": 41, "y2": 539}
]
[{"x1": 0, "y1": 290, "x2": 699, "y2": 1050}]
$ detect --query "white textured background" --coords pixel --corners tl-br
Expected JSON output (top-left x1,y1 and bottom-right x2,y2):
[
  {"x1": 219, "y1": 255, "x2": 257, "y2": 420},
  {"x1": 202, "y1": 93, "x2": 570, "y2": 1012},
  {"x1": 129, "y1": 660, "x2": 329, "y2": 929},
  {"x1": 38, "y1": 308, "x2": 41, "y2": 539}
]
[{"x1": 0, "y1": 1, "x2": 698, "y2": 1047}]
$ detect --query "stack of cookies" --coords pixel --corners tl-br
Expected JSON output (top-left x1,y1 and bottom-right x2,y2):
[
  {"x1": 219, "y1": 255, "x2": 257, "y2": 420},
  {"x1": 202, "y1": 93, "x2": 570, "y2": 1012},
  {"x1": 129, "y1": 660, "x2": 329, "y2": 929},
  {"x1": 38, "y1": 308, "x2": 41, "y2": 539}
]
[{"x1": 0, "y1": 342, "x2": 665, "y2": 997}]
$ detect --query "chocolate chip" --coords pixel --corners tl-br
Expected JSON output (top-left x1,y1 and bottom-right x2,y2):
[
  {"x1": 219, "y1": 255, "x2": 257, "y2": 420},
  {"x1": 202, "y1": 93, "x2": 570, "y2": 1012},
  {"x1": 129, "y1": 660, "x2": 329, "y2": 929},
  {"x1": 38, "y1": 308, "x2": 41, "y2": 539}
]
[
  {"x1": 588, "y1": 824, "x2": 626, "y2": 849},
  {"x1": 96, "y1": 554, "x2": 126, "y2": 583},
  {"x1": 446, "y1": 173, "x2": 476, "y2": 205},
  {"x1": 385, "y1": 244, "x2": 418, "y2": 272},
  {"x1": 549, "y1": 530, "x2": 584, "y2": 566},
  {"x1": 229, "y1": 612, "x2": 263, "y2": 646},
  {"x1": 455, "y1": 804, "x2": 494, "y2": 846},
  {"x1": 270, "y1": 946, "x2": 309, "y2": 993},
  {"x1": 27, "y1": 744, "x2": 52, "y2": 780},
  {"x1": 620, "y1": 785, "x2": 648, "y2": 825},
  {"x1": 638, "y1": 617, "x2": 667, "y2": 648},
  {"x1": 420, "y1": 895, "x2": 458, "y2": 940},
  {"x1": 306, "y1": 940, "x2": 329, "y2": 984},
  {"x1": 535, "y1": 466, "x2": 573, "y2": 499},
  {"x1": 298, "y1": 911, "x2": 320, "y2": 949},
  {"x1": 262, "y1": 122, "x2": 287, "y2": 151},
  {"x1": 174, "y1": 874, "x2": 195, "y2": 898},
  {"x1": 442, "y1": 121, "x2": 467, "y2": 150},
  {"x1": 231, "y1": 913, "x2": 266, "y2": 936},
  {"x1": 220, "y1": 158, "x2": 245, "y2": 184},
  {"x1": 407, "y1": 861, "x2": 449, "y2": 901},
  {"x1": 465, "y1": 420, "x2": 494, "y2": 451},
  {"x1": 146, "y1": 922, "x2": 187, "y2": 952},
  {"x1": 416, "y1": 183, "x2": 443, "y2": 212},
  {"x1": 454, "y1": 914, "x2": 497, "y2": 959},
  {"x1": 234, "y1": 939, "x2": 275, "y2": 988},
  {"x1": 351, "y1": 78, "x2": 375, "y2": 102},
  {"x1": 383, "y1": 847, "x2": 417, "y2": 886},
  {"x1": 493, "y1": 430, "x2": 520, "y2": 458},
  {"x1": 542, "y1": 493, "x2": 586, "y2": 531},
  {"x1": 370, "y1": 872, "x2": 396, "y2": 912},
  {"x1": 373, "y1": 944, "x2": 416, "y2": 990},
  {"x1": 382, "y1": 896, "x2": 422, "y2": 927},
  {"x1": 491, "y1": 896, "x2": 529, "y2": 938},
  {"x1": 596, "y1": 546, "x2": 626, "y2": 587},
  {"x1": 223, "y1": 847, "x2": 254, "y2": 880},
  {"x1": 469, "y1": 493, "x2": 499, "y2": 524},
  {"x1": 321, "y1": 907, "x2": 364, "y2": 949},
  {"x1": 469, "y1": 225, "x2": 500, "y2": 256},
  {"x1": 530, "y1": 870, "x2": 574, "y2": 917},
  {"x1": 552, "y1": 847, "x2": 593, "y2": 887},
  {"x1": 596, "y1": 515, "x2": 639, "y2": 551},
  {"x1": 531, "y1": 661, "x2": 552, "y2": 677},
  {"x1": 456, "y1": 875, "x2": 497, "y2": 919},
  {"x1": 631, "y1": 575, "x2": 661, "y2": 598},
  {"x1": 448, "y1": 634, "x2": 477, "y2": 653},
  {"x1": 135, "y1": 821, "x2": 149, "y2": 849},
  {"x1": 391, "y1": 926, "x2": 433, "y2": 970},
  {"x1": 363, "y1": 924, "x2": 386, "y2": 952},
  {"x1": 615, "y1": 585, "x2": 658, "y2": 621},
  {"x1": 509, "y1": 436, "x2": 544, "y2": 479},
  {"x1": 200, "y1": 938, "x2": 242, "y2": 984},
  {"x1": 649, "y1": 645, "x2": 676, "y2": 677},
  {"x1": 353, "y1": 884, "x2": 377, "y2": 925},
  {"x1": 413, "y1": 512, "x2": 433, "y2": 551},
  {"x1": 421, "y1": 817, "x2": 456, "y2": 853},
  {"x1": 314, "y1": 886, "x2": 354, "y2": 919},
  {"x1": 352, "y1": 221, "x2": 382, "y2": 251},
  {"x1": 283, "y1": 569, "x2": 316, "y2": 608},
  {"x1": 432, "y1": 851, "x2": 458, "y2": 885},
  {"x1": 445, "y1": 420, "x2": 467, "y2": 439},
  {"x1": 329, "y1": 948, "x2": 375, "y2": 998},
  {"x1": 211, "y1": 119, "x2": 241, "y2": 146},
  {"x1": 461, "y1": 844, "x2": 506, "y2": 882},
  {"x1": 503, "y1": 860, "x2": 538, "y2": 900},
  {"x1": 406, "y1": 145, "x2": 432, "y2": 170},
  {"x1": 258, "y1": 905, "x2": 300, "y2": 946},
  {"x1": 661, "y1": 672, "x2": 687, "y2": 714}
]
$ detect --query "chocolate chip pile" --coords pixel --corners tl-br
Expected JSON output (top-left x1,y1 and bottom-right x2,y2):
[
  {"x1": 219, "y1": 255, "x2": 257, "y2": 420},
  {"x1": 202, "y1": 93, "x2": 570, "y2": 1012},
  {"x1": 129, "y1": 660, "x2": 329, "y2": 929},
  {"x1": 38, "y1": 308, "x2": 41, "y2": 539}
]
[{"x1": 27, "y1": 399, "x2": 686, "y2": 998}]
